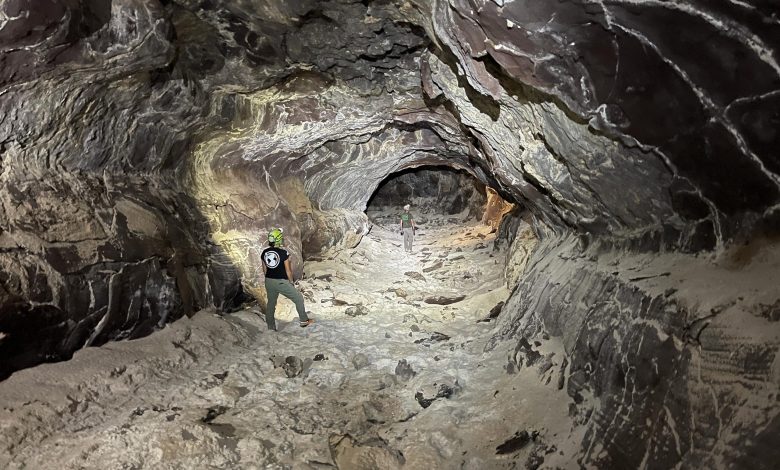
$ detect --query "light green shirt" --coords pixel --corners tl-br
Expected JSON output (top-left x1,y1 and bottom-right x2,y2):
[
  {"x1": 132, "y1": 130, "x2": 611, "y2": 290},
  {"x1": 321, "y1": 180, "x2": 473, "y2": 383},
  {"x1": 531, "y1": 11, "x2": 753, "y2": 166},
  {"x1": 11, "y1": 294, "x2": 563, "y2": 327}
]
[{"x1": 400, "y1": 212, "x2": 413, "y2": 228}]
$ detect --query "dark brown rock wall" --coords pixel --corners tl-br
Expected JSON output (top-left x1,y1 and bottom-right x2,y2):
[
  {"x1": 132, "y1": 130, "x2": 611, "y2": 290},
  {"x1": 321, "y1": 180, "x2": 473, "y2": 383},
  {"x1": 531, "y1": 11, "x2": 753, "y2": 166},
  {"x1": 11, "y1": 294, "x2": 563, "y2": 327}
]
[
  {"x1": 0, "y1": 172, "x2": 244, "y2": 379},
  {"x1": 417, "y1": 5, "x2": 780, "y2": 462},
  {"x1": 493, "y1": 233, "x2": 780, "y2": 468},
  {"x1": 0, "y1": 1, "x2": 232, "y2": 377},
  {"x1": 418, "y1": 0, "x2": 779, "y2": 244}
]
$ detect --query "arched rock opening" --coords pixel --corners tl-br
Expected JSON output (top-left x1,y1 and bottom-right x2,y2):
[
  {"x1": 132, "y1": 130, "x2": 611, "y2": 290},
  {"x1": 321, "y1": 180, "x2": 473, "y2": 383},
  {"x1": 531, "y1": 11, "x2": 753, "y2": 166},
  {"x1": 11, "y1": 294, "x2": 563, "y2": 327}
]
[
  {"x1": 368, "y1": 166, "x2": 490, "y2": 217},
  {"x1": 366, "y1": 165, "x2": 517, "y2": 240}
]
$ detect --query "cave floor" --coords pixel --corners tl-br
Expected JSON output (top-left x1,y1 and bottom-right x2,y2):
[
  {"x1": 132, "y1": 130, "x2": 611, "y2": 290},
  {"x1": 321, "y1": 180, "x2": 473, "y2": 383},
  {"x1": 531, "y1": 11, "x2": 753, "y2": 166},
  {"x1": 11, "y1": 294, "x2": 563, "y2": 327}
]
[{"x1": 0, "y1": 214, "x2": 575, "y2": 469}]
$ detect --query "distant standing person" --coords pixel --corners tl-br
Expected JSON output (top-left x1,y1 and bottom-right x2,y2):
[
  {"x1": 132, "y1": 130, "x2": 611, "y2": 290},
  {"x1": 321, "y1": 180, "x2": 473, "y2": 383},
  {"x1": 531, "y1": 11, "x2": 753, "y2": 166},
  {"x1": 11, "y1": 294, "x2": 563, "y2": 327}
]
[
  {"x1": 399, "y1": 204, "x2": 416, "y2": 253},
  {"x1": 261, "y1": 228, "x2": 314, "y2": 330}
]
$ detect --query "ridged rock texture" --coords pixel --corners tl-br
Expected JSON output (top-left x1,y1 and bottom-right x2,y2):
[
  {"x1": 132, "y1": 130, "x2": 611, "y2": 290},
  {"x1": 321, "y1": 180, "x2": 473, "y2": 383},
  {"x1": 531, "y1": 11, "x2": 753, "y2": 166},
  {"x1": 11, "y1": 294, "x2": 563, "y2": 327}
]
[{"x1": 0, "y1": 0, "x2": 778, "y2": 467}]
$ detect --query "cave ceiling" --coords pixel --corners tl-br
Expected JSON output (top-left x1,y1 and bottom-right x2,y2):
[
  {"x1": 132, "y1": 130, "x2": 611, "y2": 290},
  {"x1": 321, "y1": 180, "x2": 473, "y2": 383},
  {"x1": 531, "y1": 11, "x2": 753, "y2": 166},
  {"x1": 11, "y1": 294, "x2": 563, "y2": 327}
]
[{"x1": 2, "y1": 0, "x2": 777, "y2": 242}]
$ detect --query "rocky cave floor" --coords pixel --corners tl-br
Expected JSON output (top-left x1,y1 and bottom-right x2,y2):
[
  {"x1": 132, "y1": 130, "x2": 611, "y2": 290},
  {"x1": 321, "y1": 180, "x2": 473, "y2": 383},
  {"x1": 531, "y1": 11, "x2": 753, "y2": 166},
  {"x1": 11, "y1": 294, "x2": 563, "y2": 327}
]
[{"x1": 0, "y1": 210, "x2": 576, "y2": 470}]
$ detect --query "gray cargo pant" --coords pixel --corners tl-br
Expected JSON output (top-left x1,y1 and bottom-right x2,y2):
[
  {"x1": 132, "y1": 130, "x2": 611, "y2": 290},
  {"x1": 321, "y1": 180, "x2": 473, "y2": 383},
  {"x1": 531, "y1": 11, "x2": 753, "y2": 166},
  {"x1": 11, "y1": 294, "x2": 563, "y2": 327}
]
[
  {"x1": 264, "y1": 278, "x2": 309, "y2": 330},
  {"x1": 403, "y1": 227, "x2": 414, "y2": 252}
]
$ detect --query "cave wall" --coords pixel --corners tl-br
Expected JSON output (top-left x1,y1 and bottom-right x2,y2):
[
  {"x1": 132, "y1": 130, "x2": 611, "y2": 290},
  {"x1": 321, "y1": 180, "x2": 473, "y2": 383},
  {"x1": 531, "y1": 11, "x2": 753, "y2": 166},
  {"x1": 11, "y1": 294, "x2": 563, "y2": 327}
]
[
  {"x1": 0, "y1": 171, "x2": 246, "y2": 379},
  {"x1": 492, "y1": 234, "x2": 780, "y2": 468},
  {"x1": 422, "y1": 1, "x2": 779, "y2": 465},
  {"x1": 420, "y1": 0, "x2": 779, "y2": 246},
  {"x1": 0, "y1": 1, "x2": 245, "y2": 379},
  {"x1": 0, "y1": 0, "x2": 778, "y2": 466},
  {"x1": 0, "y1": 0, "x2": 458, "y2": 374}
]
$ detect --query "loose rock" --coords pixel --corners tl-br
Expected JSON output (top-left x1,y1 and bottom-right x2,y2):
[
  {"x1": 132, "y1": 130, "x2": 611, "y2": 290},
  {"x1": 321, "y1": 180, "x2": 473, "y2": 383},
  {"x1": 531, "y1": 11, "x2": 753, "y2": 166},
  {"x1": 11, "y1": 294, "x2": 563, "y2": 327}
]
[
  {"x1": 345, "y1": 305, "x2": 369, "y2": 317},
  {"x1": 424, "y1": 295, "x2": 466, "y2": 305},
  {"x1": 495, "y1": 430, "x2": 532, "y2": 455},
  {"x1": 423, "y1": 262, "x2": 443, "y2": 273},
  {"x1": 414, "y1": 332, "x2": 451, "y2": 345},
  {"x1": 477, "y1": 301, "x2": 505, "y2": 323},
  {"x1": 414, "y1": 383, "x2": 457, "y2": 409},
  {"x1": 395, "y1": 359, "x2": 416, "y2": 381},
  {"x1": 283, "y1": 356, "x2": 303, "y2": 378},
  {"x1": 352, "y1": 353, "x2": 370, "y2": 370},
  {"x1": 202, "y1": 405, "x2": 229, "y2": 424}
]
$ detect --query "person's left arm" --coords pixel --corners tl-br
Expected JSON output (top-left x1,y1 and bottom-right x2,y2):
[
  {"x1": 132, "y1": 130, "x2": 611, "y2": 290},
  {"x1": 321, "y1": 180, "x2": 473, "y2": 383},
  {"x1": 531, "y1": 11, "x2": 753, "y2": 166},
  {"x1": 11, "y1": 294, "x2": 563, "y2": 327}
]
[{"x1": 284, "y1": 258, "x2": 294, "y2": 283}]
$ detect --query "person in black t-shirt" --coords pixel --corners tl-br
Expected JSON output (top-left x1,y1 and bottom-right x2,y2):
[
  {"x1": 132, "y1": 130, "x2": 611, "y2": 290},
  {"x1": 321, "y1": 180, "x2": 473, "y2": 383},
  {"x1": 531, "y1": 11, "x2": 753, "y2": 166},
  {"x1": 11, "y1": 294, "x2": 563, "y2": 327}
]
[{"x1": 261, "y1": 228, "x2": 313, "y2": 330}]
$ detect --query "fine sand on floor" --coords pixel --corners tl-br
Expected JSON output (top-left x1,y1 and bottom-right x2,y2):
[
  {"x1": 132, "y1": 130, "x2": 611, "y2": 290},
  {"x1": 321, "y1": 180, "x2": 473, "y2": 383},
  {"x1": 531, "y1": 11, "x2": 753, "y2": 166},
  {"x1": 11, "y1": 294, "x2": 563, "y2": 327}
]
[{"x1": 0, "y1": 211, "x2": 576, "y2": 469}]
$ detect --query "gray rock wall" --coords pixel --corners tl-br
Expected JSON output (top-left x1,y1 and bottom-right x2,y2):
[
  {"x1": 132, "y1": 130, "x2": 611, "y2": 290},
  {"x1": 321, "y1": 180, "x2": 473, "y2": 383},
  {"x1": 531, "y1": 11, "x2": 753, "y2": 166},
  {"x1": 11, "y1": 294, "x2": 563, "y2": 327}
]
[{"x1": 414, "y1": 3, "x2": 780, "y2": 462}]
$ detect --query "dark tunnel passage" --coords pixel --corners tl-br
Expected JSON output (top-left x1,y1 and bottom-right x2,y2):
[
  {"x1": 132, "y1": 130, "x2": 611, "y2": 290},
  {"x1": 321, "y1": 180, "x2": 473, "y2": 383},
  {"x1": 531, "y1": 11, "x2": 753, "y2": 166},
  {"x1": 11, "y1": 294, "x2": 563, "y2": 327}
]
[
  {"x1": 365, "y1": 165, "x2": 514, "y2": 225},
  {"x1": 367, "y1": 166, "x2": 491, "y2": 217},
  {"x1": 364, "y1": 166, "x2": 519, "y2": 263},
  {"x1": 0, "y1": 0, "x2": 779, "y2": 469}
]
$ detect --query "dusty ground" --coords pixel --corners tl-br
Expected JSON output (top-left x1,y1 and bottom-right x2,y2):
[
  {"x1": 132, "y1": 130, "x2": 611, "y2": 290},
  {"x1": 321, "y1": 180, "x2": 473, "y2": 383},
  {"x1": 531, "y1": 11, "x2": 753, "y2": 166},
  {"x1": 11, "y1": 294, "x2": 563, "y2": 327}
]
[{"x1": 0, "y1": 211, "x2": 575, "y2": 469}]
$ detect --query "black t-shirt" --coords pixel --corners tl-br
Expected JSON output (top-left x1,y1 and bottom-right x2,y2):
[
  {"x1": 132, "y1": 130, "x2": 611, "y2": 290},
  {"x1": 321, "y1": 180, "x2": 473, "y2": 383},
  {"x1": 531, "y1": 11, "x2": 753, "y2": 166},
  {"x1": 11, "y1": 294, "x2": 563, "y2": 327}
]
[{"x1": 262, "y1": 246, "x2": 289, "y2": 280}]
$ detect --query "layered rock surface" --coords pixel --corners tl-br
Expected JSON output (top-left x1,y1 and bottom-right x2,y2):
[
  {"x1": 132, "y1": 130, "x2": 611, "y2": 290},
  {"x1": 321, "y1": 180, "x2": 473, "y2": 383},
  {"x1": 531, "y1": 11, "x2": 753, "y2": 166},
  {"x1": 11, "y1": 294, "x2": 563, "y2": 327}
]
[
  {"x1": 0, "y1": 0, "x2": 778, "y2": 468},
  {"x1": 493, "y1": 234, "x2": 780, "y2": 468}
]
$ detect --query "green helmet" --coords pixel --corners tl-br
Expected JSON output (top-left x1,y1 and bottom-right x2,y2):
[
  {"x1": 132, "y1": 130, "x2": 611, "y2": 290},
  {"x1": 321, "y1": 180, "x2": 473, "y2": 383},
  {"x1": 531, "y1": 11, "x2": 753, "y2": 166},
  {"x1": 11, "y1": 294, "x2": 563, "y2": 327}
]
[{"x1": 267, "y1": 228, "x2": 284, "y2": 245}]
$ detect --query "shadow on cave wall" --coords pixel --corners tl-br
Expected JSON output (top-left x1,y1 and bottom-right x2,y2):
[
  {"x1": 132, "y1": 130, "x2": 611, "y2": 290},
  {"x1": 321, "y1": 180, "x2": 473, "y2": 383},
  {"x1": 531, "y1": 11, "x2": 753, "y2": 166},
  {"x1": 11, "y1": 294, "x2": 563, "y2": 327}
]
[{"x1": 0, "y1": 174, "x2": 250, "y2": 381}]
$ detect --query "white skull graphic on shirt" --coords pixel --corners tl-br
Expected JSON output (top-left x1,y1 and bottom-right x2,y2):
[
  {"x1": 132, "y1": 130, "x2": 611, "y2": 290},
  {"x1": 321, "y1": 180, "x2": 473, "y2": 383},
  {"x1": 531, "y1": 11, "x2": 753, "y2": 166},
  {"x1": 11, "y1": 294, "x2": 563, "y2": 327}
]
[{"x1": 264, "y1": 251, "x2": 281, "y2": 268}]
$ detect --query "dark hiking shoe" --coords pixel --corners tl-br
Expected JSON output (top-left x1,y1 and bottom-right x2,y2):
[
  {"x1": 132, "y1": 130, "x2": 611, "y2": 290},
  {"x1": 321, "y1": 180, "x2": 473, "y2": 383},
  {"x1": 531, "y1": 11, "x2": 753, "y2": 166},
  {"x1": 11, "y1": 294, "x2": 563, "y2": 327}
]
[{"x1": 300, "y1": 319, "x2": 315, "y2": 328}]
